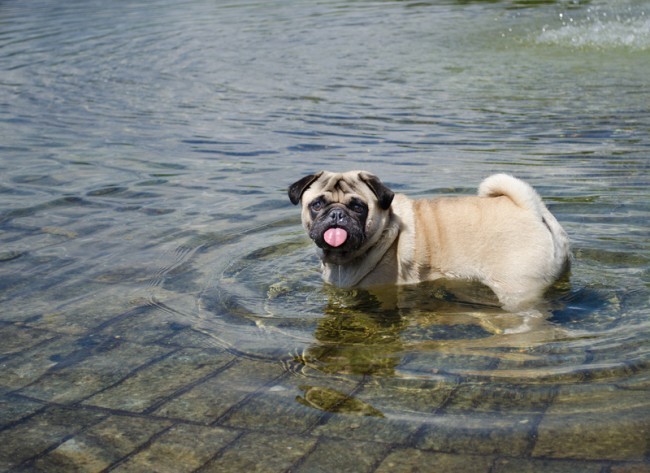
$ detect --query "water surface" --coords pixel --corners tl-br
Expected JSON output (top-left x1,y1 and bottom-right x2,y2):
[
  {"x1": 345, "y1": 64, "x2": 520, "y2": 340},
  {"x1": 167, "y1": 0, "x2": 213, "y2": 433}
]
[{"x1": 0, "y1": 0, "x2": 649, "y2": 470}]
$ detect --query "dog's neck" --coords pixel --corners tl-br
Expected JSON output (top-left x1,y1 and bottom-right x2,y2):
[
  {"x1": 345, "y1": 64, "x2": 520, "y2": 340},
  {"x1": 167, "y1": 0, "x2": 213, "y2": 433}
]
[{"x1": 320, "y1": 217, "x2": 401, "y2": 287}]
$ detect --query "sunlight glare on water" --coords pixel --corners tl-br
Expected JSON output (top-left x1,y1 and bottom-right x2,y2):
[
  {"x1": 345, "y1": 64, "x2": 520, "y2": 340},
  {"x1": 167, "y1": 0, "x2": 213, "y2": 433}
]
[{"x1": 536, "y1": 5, "x2": 650, "y2": 50}]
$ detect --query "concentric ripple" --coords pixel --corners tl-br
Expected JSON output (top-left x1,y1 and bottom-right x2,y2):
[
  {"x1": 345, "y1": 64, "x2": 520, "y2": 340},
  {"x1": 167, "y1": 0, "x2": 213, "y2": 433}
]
[{"x1": 183, "y1": 216, "x2": 649, "y2": 397}]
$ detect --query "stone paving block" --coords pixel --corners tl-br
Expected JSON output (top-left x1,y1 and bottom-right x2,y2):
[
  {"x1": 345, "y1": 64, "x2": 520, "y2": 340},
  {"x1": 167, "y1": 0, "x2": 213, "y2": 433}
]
[
  {"x1": 615, "y1": 370, "x2": 650, "y2": 390},
  {"x1": 97, "y1": 304, "x2": 190, "y2": 344},
  {"x1": 219, "y1": 385, "x2": 324, "y2": 434},
  {"x1": 533, "y1": 385, "x2": 650, "y2": 461},
  {"x1": 356, "y1": 376, "x2": 457, "y2": 414},
  {"x1": 19, "y1": 339, "x2": 172, "y2": 403},
  {"x1": 295, "y1": 385, "x2": 384, "y2": 417},
  {"x1": 442, "y1": 381, "x2": 555, "y2": 414},
  {"x1": 0, "y1": 394, "x2": 44, "y2": 426},
  {"x1": 0, "y1": 335, "x2": 81, "y2": 390},
  {"x1": 492, "y1": 457, "x2": 603, "y2": 473},
  {"x1": 110, "y1": 423, "x2": 239, "y2": 473},
  {"x1": 25, "y1": 289, "x2": 141, "y2": 335},
  {"x1": 416, "y1": 412, "x2": 537, "y2": 456},
  {"x1": 494, "y1": 342, "x2": 589, "y2": 374},
  {"x1": 218, "y1": 369, "x2": 367, "y2": 434},
  {"x1": 199, "y1": 431, "x2": 316, "y2": 473},
  {"x1": 163, "y1": 327, "x2": 230, "y2": 350},
  {"x1": 154, "y1": 357, "x2": 281, "y2": 423},
  {"x1": 31, "y1": 415, "x2": 172, "y2": 472},
  {"x1": 0, "y1": 323, "x2": 56, "y2": 355},
  {"x1": 609, "y1": 463, "x2": 650, "y2": 473},
  {"x1": 374, "y1": 448, "x2": 493, "y2": 473},
  {"x1": 312, "y1": 412, "x2": 419, "y2": 444},
  {"x1": 397, "y1": 351, "x2": 498, "y2": 377},
  {"x1": 293, "y1": 438, "x2": 385, "y2": 473},
  {"x1": 83, "y1": 348, "x2": 234, "y2": 413},
  {"x1": 0, "y1": 406, "x2": 105, "y2": 471}
]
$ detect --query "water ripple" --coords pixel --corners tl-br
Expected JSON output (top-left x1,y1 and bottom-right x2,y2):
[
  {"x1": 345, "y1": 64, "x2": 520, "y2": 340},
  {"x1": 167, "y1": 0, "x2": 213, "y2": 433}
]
[{"x1": 0, "y1": 0, "x2": 648, "y2": 448}]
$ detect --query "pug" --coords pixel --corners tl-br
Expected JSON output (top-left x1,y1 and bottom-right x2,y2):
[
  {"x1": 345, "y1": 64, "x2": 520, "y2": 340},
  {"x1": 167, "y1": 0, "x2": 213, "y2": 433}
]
[{"x1": 288, "y1": 171, "x2": 570, "y2": 311}]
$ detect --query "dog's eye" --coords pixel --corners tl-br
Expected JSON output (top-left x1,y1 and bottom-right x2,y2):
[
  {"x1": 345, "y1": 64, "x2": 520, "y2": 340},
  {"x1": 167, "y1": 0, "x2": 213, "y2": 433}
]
[
  {"x1": 350, "y1": 201, "x2": 366, "y2": 214},
  {"x1": 310, "y1": 200, "x2": 323, "y2": 212}
]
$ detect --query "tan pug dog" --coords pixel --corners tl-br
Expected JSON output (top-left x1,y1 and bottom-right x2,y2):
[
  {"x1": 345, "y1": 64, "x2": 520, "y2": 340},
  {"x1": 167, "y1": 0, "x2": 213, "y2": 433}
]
[{"x1": 289, "y1": 171, "x2": 570, "y2": 312}]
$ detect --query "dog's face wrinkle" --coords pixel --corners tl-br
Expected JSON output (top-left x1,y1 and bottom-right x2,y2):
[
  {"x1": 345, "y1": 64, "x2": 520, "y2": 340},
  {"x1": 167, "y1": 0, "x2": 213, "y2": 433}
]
[
  {"x1": 319, "y1": 176, "x2": 358, "y2": 202},
  {"x1": 308, "y1": 195, "x2": 368, "y2": 223}
]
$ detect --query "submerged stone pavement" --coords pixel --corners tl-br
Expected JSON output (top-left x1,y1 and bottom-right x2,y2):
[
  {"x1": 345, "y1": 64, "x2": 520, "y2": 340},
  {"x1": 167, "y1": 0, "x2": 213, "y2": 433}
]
[{"x1": 1, "y1": 298, "x2": 649, "y2": 473}]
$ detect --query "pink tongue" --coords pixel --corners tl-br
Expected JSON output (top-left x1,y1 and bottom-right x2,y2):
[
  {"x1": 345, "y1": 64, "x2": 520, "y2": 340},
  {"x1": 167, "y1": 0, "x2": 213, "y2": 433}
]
[{"x1": 324, "y1": 228, "x2": 348, "y2": 247}]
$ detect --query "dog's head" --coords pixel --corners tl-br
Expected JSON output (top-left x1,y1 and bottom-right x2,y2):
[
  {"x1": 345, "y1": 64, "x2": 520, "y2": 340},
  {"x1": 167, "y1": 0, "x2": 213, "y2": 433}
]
[{"x1": 289, "y1": 171, "x2": 395, "y2": 265}]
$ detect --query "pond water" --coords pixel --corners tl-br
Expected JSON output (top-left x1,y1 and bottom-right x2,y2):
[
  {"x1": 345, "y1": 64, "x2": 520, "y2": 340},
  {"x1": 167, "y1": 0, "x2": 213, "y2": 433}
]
[{"x1": 1, "y1": 0, "x2": 649, "y2": 470}]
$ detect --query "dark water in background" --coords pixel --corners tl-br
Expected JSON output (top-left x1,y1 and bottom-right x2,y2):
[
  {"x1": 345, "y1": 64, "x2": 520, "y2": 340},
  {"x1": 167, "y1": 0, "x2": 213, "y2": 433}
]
[{"x1": 1, "y1": 0, "x2": 649, "y2": 456}]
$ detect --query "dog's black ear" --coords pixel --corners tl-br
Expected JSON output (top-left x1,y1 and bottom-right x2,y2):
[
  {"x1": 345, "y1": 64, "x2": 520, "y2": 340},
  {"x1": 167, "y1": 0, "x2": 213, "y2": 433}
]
[
  {"x1": 288, "y1": 172, "x2": 323, "y2": 205},
  {"x1": 359, "y1": 172, "x2": 394, "y2": 210}
]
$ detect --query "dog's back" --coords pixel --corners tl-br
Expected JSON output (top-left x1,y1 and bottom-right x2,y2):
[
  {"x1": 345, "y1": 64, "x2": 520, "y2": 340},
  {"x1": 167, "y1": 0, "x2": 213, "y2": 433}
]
[{"x1": 478, "y1": 173, "x2": 570, "y2": 276}]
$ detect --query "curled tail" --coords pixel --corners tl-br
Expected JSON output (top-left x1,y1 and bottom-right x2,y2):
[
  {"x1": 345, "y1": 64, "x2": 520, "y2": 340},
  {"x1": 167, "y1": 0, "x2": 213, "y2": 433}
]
[
  {"x1": 478, "y1": 173, "x2": 545, "y2": 216},
  {"x1": 479, "y1": 173, "x2": 571, "y2": 274}
]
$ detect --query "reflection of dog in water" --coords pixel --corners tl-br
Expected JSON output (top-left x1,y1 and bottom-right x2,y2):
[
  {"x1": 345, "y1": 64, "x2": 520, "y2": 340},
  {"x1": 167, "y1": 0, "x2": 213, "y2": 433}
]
[
  {"x1": 289, "y1": 171, "x2": 571, "y2": 312},
  {"x1": 294, "y1": 283, "x2": 574, "y2": 381}
]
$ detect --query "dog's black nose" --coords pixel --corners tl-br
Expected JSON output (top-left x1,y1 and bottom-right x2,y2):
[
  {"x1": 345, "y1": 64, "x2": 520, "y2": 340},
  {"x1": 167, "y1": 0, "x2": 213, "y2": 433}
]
[{"x1": 328, "y1": 208, "x2": 346, "y2": 224}]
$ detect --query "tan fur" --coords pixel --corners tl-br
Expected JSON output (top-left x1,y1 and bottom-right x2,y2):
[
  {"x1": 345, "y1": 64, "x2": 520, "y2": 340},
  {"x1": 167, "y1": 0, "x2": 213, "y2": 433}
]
[{"x1": 294, "y1": 171, "x2": 570, "y2": 311}]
